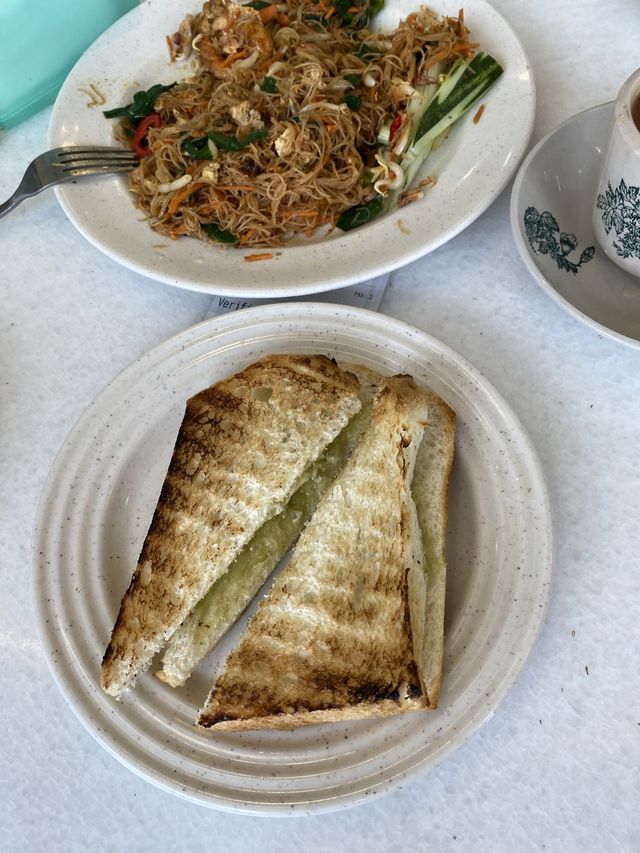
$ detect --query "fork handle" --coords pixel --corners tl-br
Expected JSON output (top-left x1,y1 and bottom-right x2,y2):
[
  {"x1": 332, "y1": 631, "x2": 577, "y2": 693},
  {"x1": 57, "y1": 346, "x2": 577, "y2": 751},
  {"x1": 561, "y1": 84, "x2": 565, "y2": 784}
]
[
  {"x1": 0, "y1": 193, "x2": 26, "y2": 219},
  {"x1": 0, "y1": 173, "x2": 46, "y2": 220}
]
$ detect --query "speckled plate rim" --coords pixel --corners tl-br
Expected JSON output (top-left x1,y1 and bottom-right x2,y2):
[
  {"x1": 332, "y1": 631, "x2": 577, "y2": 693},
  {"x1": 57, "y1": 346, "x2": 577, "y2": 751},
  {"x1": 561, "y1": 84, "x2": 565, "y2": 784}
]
[
  {"x1": 32, "y1": 303, "x2": 553, "y2": 815},
  {"x1": 510, "y1": 101, "x2": 640, "y2": 350},
  {"x1": 48, "y1": 0, "x2": 535, "y2": 297}
]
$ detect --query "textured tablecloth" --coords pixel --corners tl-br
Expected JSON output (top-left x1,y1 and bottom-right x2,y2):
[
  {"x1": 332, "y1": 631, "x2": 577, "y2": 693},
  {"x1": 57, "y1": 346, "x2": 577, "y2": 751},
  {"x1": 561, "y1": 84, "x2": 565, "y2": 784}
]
[{"x1": 1, "y1": 1, "x2": 639, "y2": 850}]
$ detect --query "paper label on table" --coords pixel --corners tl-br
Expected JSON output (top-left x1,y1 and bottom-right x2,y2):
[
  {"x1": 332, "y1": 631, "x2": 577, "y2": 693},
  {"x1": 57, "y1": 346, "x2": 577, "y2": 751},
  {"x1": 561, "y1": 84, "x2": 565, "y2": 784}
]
[{"x1": 204, "y1": 273, "x2": 389, "y2": 319}]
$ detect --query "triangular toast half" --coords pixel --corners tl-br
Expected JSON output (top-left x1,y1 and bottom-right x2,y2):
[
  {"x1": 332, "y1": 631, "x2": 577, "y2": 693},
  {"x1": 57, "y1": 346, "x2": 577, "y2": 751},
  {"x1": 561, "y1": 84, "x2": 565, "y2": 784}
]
[
  {"x1": 345, "y1": 363, "x2": 456, "y2": 710},
  {"x1": 101, "y1": 354, "x2": 361, "y2": 698},
  {"x1": 198, "y1": 374, "x2": 435, "y2": 731}
]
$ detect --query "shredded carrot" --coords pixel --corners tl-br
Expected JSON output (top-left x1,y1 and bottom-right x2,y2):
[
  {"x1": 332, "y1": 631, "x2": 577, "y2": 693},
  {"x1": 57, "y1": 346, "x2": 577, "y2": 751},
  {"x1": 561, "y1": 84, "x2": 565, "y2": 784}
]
[
  {"x1": 167, "y1": 181, "x2": 206, "y2": 215},
  {"x1": 283, "y1": 208, "x2": 317, "y2": 220},
  {"x1": 168, "y1": 223, "x2": 191, "y2": 238},
  {"x1": 472, "y1": 103, "x2": 485, "y2": 124},
  {"x1": 197, "y1": 200, "x2": 223, "y2": 213},
  {"x1": 424, "y1": 40, "x2": 475, "y2": 69},
  {"x1": 245, "y1": 252, "x2": 274, "y2": 262},
  {"x1": 224, "y1": 49, "x2": 249, "y2": 67},
  {"x1": 207, "y1": 49, "x2": 249, "y2": 74},
  {"x1": 347, "y1": 6, "x2": 361, "y2": 13},
  {"x1": 238, "y1": 229, "x2": 257, "y2": 246},
  {"x1": 277, "y1": 12, "x2": 289, "y2": 25},
  {"x1": 324, "y1": 5, "x2": 336, "y2": 18},
  {"x1": 259, "y1": 4, "x2": 278, "y2": 23}
]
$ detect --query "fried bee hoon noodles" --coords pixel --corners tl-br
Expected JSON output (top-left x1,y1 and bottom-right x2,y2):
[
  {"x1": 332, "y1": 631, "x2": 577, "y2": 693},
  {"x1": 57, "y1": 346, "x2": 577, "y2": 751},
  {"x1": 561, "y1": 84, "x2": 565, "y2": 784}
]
[{"x1": 105, "y1": 0, "x2": 490, "y2": 248}]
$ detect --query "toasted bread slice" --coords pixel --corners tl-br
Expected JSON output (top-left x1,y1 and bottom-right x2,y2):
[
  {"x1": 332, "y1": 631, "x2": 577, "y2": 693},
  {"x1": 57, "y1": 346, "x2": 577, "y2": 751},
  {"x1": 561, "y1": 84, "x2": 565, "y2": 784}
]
[
  {"x1": 341, "y1": 363, "x2": 455, "y2": 707},
  {"x1": 101, "y1": 355, "x2": 361, "y2": 698},
  {"x1": 156, "y1": 401, "x2": 373, "y2": 687},
  {"x1": 156, "y1": 366, "x2": 382, "y2": 688},
  {"x1": 410, "y1": 389, "x2": 455, "y2": 707},
  {"x1": 197, "y1": 374, "x2": 436, "y2": 731}
]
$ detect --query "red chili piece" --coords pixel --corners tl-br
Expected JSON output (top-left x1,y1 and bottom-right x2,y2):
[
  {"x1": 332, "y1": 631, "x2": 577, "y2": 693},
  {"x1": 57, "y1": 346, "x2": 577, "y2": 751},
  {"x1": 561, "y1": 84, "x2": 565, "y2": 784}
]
[
  {"x1": 389, "y1": 114, "x2": 403, "y2": 145},
  {"x1": 133, "y1": 113, "x2": 162, "y2": 158}
]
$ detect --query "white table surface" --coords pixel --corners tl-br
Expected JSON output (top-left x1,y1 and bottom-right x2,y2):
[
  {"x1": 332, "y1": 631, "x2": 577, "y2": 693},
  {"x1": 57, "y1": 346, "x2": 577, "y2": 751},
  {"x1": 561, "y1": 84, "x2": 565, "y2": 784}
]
[{"x1": 2, "y1": 2, "x2": 639, "y2": 850}]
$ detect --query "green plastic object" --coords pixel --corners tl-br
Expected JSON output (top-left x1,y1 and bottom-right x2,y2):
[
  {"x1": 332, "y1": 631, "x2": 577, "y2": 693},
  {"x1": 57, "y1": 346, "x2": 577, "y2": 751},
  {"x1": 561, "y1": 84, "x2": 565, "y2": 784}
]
[{"x1": 0, "y1": 0, "x2": 138, "y2": 129}]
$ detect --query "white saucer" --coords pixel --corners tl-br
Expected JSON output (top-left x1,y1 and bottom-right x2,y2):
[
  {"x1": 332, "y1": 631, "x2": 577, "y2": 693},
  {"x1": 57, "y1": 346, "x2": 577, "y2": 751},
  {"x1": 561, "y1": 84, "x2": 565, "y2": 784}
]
[{"x1": 510, "y1": 102, "x2": 640, "y2": 349}]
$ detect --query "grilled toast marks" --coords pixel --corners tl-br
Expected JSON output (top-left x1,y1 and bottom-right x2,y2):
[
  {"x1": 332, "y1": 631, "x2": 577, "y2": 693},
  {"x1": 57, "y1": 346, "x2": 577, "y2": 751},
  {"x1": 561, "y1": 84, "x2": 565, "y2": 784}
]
[
  {"x1": 344, "y1": 363, "x2": 455, "y2": 708},
  {"x1": 101, "y1": 355, "x2": 361, "y2": 698},
  {"x1": 197, "y1": 375, "x2": 432, "y2": 730},
  {"x1": 156, "y1": 364, "x2": 382, "y2": 689},
  {"x1": 156, "y1": 401, "x2": 373, "y2": 688}
]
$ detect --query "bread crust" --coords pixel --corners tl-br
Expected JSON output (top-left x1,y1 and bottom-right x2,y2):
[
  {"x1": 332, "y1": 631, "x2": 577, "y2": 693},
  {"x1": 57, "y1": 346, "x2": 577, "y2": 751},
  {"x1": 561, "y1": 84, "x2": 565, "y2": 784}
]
[
  {"x1": 410, "y1": 391, "x2": 455, "y2": 707},
  {"x1": 101, "y1": 355, "x2": 361, "y2": 698},
  {"x1": 207, "y1": 697, "x2": 427, "y2": 732},
  {"x1": 336, "y1": 364, "x2": 456, "y2": 709},
  {"x1": 198, "y1": 375, "x2": 433, "y2": 730}
]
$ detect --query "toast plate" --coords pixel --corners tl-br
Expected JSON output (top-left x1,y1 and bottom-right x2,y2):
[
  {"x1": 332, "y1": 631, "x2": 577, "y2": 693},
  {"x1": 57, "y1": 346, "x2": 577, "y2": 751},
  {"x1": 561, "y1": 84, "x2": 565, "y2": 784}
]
[
  {"x1": 33, "y1": 303, "x2": 552, "y2": 814},
  {"x1": 47, "y1": 0, "x2": 535, "y2": 297}
]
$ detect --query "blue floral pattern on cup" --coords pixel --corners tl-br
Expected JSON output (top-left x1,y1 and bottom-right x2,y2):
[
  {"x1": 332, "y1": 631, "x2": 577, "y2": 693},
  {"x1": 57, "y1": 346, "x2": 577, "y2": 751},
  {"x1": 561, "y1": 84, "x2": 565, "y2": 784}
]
[
  {"x1": 596, "y1": 178, "x2": 640, "y2": 260},
  {"x1": 524, "y1": 206, "x2": 595, "y2": 274}
]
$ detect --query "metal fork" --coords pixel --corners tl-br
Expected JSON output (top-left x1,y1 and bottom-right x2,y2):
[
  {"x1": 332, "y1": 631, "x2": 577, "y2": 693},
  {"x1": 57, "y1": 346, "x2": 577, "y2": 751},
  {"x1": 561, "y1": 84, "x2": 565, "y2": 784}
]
[{"x1": 0, "y1": 146, "x2": 138, "y2": 219}]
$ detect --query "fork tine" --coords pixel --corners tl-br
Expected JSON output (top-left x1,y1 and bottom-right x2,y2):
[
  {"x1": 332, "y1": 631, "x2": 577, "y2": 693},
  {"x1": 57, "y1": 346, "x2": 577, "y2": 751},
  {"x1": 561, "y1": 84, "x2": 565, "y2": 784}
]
[
  {"x1": 54, "y1": 151, "x2": 138, "y2": 172},
  {"x1": 58, "y1": 151, "x2": 137, "y2": 161},
  {"x1": 58, "y1": 158, "x2": 137, "y2": 171},
  {"x1": 56, "y1": 151, "x2": 137, "y2": 163},
  {"x1": 54, "y1": 149, "x2": 138, "y2": 170},
  {"x1": 57, "y1": 160, "x2": 138, "y2": 172},
  {"x1": 54, "y1": 146, "x2": 137, "y2": 157},
  {"x1": 62, "y1": 165, "x2": 137, "y2": 176}
]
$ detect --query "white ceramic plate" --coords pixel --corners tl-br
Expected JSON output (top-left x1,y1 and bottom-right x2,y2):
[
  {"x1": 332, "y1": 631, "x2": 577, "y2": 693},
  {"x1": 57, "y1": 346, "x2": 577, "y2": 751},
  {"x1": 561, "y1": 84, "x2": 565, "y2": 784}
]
[
  {"x1": 48, "y1": 0, "x2": 535, "y2": 297},
  {"x1": 33, "y1": 304, "x2": 552, "y2": 814},
  {"x1": 510, "y1": 102, "x2": 640, "y2": 349}
]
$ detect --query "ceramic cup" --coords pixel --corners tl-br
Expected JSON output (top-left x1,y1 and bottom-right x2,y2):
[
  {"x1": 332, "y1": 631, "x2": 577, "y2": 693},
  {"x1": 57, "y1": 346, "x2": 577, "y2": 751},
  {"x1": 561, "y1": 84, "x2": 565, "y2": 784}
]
[{"x1": 592, "y1": 68, "x2": 640, "y2": 276}]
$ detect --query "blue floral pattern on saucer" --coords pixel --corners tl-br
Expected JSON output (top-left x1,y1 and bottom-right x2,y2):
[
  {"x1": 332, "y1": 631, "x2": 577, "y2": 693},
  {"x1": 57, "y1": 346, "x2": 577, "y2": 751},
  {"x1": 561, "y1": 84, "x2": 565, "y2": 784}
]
[
  {"x1": 524, "y1": 207, "x2": 595, "y2": 274},
  {"x1": 596, "y1": 178, "x2": 640, "y2": 260}
]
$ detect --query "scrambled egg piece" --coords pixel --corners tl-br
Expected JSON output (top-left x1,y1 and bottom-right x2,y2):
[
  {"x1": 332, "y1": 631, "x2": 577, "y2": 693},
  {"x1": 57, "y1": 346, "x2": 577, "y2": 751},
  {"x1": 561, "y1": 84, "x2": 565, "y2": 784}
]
[
  {"x1": 230, "y1": 101, "x2": 265, "y2": 130},
  {"x1": 274, "y1": 125, "x2": 298, "y2": 157}
]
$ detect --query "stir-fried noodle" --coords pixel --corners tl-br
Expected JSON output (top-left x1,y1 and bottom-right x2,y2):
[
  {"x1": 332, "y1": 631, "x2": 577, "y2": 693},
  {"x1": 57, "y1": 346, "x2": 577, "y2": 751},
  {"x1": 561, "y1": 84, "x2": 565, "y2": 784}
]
[{"x1": 112, "y1": 0, "x2": 478, "y2": 247}]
